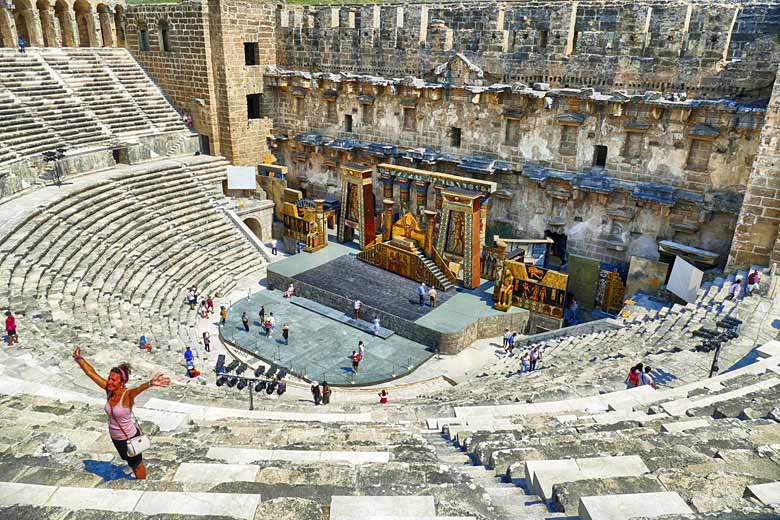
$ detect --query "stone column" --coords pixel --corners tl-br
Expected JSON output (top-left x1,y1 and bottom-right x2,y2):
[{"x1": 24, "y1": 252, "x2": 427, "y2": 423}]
[
  {"x1": 381, "y1": 173, "x2": 394, "y2": 200},
  {"x1": 45, "y1": 7, "x2": 63, "y2": 47},
  {"x1": 27, "y1": 8, "x2": 45, "y2": 47},
  {"x1": 314, "y1": 199, "x2": 328, "y2": 247},
  {"x1": 414, "y1": 181, "x2": 428, "y2": 215},
  {"x1": 0, "y1": 9, "x2": 18, "y2": 47},
  {"x1": 398, "y1": 178, "x2": 411, "y2": 213},
  {"x1": 98, "y1": 7, "x2": 115, "y2": 47},
  {"x1": 383, "y1": 198, "x2": 394, "y2": 241},
  {"x1": 89, "y1": 11, "x2": 101, "y2": 47},
  {"x1": 423, "y1": 209, "x2": 436, "y2": 258}
]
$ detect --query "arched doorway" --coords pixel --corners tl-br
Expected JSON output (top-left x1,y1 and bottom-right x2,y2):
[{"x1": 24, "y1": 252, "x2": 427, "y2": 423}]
[
  {"x1": 73, "y1": 0, "x2": 94, "y2": 47},
  {"x1": 113, "y1": 5, "x2": 125, "y2": 47},
  {"x1": 244, "y1": 218, "x2": 263, "y2": 240},
  {"x1": 36, "y1": 0, "x2": 56, "y2": 46},
  {"x1": 54, "y1": 0, "x2": 74, "y2": 47},
  {"x1": 13, "y1": 0, "x2": 35, "y2": 47},
  {"x1": 96, "y1": 3, "x2": 112, "y2": 47}
]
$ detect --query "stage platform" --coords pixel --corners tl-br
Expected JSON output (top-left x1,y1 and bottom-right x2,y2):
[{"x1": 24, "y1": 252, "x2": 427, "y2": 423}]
[
  {"x1": 221, "y1": 289, "x2": 433, "y2": 386},
  {"x1": 267, "y1": 241, "x2": 528, "y2": 354}
]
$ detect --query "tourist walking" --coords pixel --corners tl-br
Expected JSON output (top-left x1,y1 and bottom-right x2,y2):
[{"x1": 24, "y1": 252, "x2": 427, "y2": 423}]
[
  {"x1": 353, "y1": 299, "x2": 362, "y2": 320},
  {"x1": 264, "y1": 317, "x2": 272, "y2": 337},
  {"x1": 259, "y1": 305, "x2": 266, "y2": 325},
  {"x1": 358, "y1": 340, "x2": 365, "y2": 359},
  {"x1": 311, "y1": 381, "x2": 321, "y2": 405},
  {"x1": 269, "y1": 312, "x2": 276, "y2": 333},
  {"x1": 241, "y1": 312, "x2": 250, "y2": 332},
  {"x1": 372, "y1": 316, "x2": 380, "y2": 336},
  {"x1": 219, "y1": 306, "x2": 227, "y2": 326},
  {"x1": 282, "y1": 324, "x2": 289, "y2": 345},
  {"x1": 418, "y1": 283, "x2": 426, "y2": 307},
  {"x1": 184, "y1": 346, "x2": 194, "y2": 365},
  {"x1": 198, "y1": 301, "x2": 208, "y2": 319},
  {"x1": 271, "y1": 238, "x2": 278, "y2": 255},
  {"x1": 18, "y1": 36, "x2": 25, "y2": 53},
  {"x1": 206, "y1": 295, "x2": 214, "y2": 315},
  {"x1": 5, "y1": 310, "x2": 18, "y2": 346},
  {"x1": 284, "y1": 284, "x2": 295, "y2": 298},
  {"x1": 428, "y1": 287, "x2": 437, "y2": 308},
  {"x1": 351, "y1": 351, "x2": 361, "y2": 374},
  {"x1": 378, "y1": 389, "x2": 388, "y2": 404},
  {"x1": 519, "y1": 350, "x2": 530, "y2": 373},
  {"x1": 72, "y1": 347, "x2": 170, "y2": 480},
  {"x1": 202, "y1": 332, "x2": 210, "y2": 353},
  {"x1": 625, "y1": 363, "x2": 643, "y2": 388},
  {"x1": 726, "y1": 277, "x2": 742, "y2": 301},
  {"x1": 529, "y1": 345, "x2": 541, "y2": 371},
  {"x1": 502, "y1": 327, "x2": 511, "y2": 349},
  {"x1": 321, "y1": 381, "x2": 332, "y2": 404},
  {"x1": 747, "y1": 270, "x2": 760, "y2": 296}
]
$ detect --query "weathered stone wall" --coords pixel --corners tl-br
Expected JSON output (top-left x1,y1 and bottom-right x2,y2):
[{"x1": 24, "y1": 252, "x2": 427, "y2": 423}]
[
  {"x1": 266, "y1": 70, "x2": 763, "y2": 266},
  {"x1": 206, "y1": 0, "x2": 275, "y2": 165},
  {"x1": 125, "y1": 1, "x2": 220, "y2": 151},
  {"x1": 276, "y1": 1, "x2": 780, "y2": 100},
  {"x1": 728, "y1": 60, "x2": 780, "y2": 269}
]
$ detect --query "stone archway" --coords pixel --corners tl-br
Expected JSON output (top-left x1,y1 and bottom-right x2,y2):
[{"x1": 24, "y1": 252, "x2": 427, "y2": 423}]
[
  {"x1": 244, "y1": 218, "x2": 263, "y2": 241},
  {"x1": 13, "y1": 0, "x2": 35, "y2": 47},
  {"x1": 54, "y1": 0, "x2": 75, "y2": 47},
  {"x1": 36, "y1": 0, "x2": 57, "y2": 46},
  {"x1": 73, "y1": 0, "x2": 94, "y2": 47},
  {"x1": 113, "y1": 4, "x2": 125, "y2": 47}
]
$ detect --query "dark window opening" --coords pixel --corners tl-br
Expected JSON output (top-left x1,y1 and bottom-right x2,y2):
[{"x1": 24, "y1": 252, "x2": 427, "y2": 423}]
[
  {"x1": 451, "y1": 127, "x2": 461, "y2": 148},
  {"x1": 572, "y1": 31, "x2": 580, "y2": 51},
  {"x1": 244, "y1": 42, "x2": 259, "y2": 66},
  {"x1": 138, "y1": 30, "x2": 149, "y2": 51},
  {"x1": 593, "y1": 145, "x2": 607, "y2": 167},
  {"x1": 344, "y1": 114, "x2": 353, "y2": 133},
  {"x1": 247, "y1": 93, "x2": 263, "y2": 119},
  {"x1": 160, "y1": 27, "x2": 171, "y2": 52},
  {"x1": 199, "y1": 135, "x2": 211, "y2": 155},
  {"x1": 539, "y1": 30, "x2": 548, "y2": 48}
]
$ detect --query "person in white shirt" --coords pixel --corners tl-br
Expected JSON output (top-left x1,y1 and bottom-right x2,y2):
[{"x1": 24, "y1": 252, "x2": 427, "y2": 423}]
[
  {"x1": 353, "y1": 299, "x2": 362, "y2": 320},
  {"x1": 372, "y1": 316, "x2": 380, "y2": 336},
  {"x1": 640, "y1": 366, "x2": 657, "y2": 389},
  {"x1": 271, "y1": 239, "x2": 278, "y2": 255}
]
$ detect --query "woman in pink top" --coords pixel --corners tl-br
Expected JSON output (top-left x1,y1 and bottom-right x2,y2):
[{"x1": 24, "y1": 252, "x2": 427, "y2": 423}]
[{"x1": 72, "y1": 347, "x2": 170, "y2": 479}]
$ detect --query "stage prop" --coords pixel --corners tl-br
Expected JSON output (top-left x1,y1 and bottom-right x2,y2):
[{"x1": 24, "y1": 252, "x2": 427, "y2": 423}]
[
  {"x1": 667, "y1": 256, "x2": 704, "y2": 303},
  {"x1": 338, "y1": 163, "x2": 376, "y2": 248},
  {"x1": 625, "y1": 256, "x2": 670, "y2": 299},
  {"x1": 436, "y1": 188, "x2": 483, "y2": 290},
  {"x1": 494, "y1": 259, "x2": 568, "y2": 329},
  {"x1": 282, "y1": 188, "x2": 329, "y2": 252}
]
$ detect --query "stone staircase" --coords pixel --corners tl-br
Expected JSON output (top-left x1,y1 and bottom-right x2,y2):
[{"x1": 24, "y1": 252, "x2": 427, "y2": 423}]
[{"x1": 414, "y1": 249, "x2": 454, "y2": 291}]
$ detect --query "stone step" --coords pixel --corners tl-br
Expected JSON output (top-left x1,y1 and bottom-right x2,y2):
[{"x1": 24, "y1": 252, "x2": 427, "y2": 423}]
[
  {"x1": 578, "y1": 491, "x2": 693, "y2": 520},
  {"x1": 329, "y1": 495, "x2": 435, "y2": 520},
  {"x1": 206, "y1": 446, "x2": 391, "y2": 464},
  {"x1": 0, "y1": 482, "x2": 261, "y2": 519}
]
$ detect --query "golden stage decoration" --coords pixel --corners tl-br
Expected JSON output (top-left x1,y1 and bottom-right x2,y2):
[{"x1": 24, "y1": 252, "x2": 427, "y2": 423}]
[{"x1": 493, "y1": 259, "x2": 568, "y2": 319}]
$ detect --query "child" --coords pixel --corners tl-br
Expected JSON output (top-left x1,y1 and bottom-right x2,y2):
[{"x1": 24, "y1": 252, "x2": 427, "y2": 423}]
[
  {"x1": 139, "y1": 335, "x2": 152, "y2": 352},
  {"x1": 219, "y1": 306, "x2": 227, "y2": 326},
  {"x1": 378, "y1": 389, "x2": 388, "y2": 404}
]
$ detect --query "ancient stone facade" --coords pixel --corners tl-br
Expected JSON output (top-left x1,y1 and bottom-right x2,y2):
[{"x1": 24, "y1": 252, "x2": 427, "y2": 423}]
[
  {"x1": 123, "y1": 0, "x2": 780, "y2": 269},
  {"x1": 0, "y1": 0, "x2": 127, "y2": 49},
  {"x1": 125, "y1": 0, "x2": 275, "y2": 165}
]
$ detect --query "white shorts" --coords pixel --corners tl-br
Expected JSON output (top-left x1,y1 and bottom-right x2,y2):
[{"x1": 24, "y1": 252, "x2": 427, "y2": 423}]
[{"x1": 747, "y1": 283, "x2": 759, "y2": 292}]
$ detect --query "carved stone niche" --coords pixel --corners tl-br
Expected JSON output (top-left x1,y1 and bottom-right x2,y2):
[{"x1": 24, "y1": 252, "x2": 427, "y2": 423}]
[{"x1": 607, "y1": 206, "x2": 635, "y2": 222}]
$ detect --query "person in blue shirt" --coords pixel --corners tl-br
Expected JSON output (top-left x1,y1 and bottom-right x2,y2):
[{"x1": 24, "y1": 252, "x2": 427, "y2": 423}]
[
  {"x1": 184, "y1": 346, "x2": 193, "y2": 364},
  {"x1": 18, "y1": 36, "x2": 25, "y2": 54},
  {"x1": 417, "y1": 283, "x2": 426, "y2": 307}
]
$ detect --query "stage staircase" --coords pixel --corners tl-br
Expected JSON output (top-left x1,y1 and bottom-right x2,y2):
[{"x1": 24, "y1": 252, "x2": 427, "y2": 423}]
[{"x1": 414, "y1": 248, "x2": 455, "y2": 291}]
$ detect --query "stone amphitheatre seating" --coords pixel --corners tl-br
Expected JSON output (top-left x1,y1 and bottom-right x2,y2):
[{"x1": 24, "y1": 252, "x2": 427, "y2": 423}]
[
  {"x1": 424, "y1": 340, "x2": 780, "y2": 519},
  {"x1": 0, "y1": 153, "x2": 265, "y2": 364},
  {"x1": 0, "y1": 47, "x2": 186, "y2": 171}
]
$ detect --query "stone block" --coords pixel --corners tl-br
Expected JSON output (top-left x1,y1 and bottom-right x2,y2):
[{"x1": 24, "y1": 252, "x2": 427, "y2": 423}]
[
  {"x1": 578, "y1": 491, "x2": 693, "y2": 520},
  {"x1": 745, "y1": 481, "x2": 780, "y2": 506},
  {"x1": 329, "y1": 495, "x2": 435, "y2": 520}
]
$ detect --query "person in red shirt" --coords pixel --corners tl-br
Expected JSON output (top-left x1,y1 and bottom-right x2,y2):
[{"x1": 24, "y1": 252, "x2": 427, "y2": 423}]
[
  {"x1": 5, "y1": 311, "x2": 17, "y2": 346},
  {"x1": 350, "y1": 351, "x2": 361, "y2": 374}
]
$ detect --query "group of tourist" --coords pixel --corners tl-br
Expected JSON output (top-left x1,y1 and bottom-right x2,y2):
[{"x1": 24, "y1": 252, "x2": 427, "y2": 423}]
[
  {"x1": 417, "y1": 283, "x2": 438, "y2": 308},
  {"x1": 310, "y1": 381, "x2": 332, "y2": 405},
  {"x1": 625, "y1": 363, "x2": 657, "y2": 389},
  {"x1": 501, "y1": 328, "x2": 543, "y2": 372},
  {"x1": 726, "y1": 270, "x2": 762, "y2": 300},
  {"x1": 351, "y1": 298, "x2": 382, "y2": 334}
]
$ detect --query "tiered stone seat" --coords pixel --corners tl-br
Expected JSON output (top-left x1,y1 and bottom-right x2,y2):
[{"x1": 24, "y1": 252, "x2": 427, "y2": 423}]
[
  {"x1": 0, "y1": 155, "x2": 265, "y2": 361},
  {"x1": 43, "y1": 49, "x2": 157, "y2": 137},
  {"x1": 0, "y1": 52, "x2": 109, "y2": 152},
  {"x1": 0, "y1": 90, "x2": 59, "y2": 161}
]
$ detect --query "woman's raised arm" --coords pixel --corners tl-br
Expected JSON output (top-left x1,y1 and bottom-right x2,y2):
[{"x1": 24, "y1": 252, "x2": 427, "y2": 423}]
[
  {"x1": 127, "y1": 373, "x2": 170, "y2": 404},
  {"x1": 72, "y1": 347, "x2": 107, "y2": 390}
]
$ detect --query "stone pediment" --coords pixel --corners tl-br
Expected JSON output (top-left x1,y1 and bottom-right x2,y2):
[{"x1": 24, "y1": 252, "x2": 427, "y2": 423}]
[
  {"x1": 557, "y1": 112, "x2": 586, "y2": 125},
  {"x1": 433, "y1": 52, "x2": 485, "y2": 87}
]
